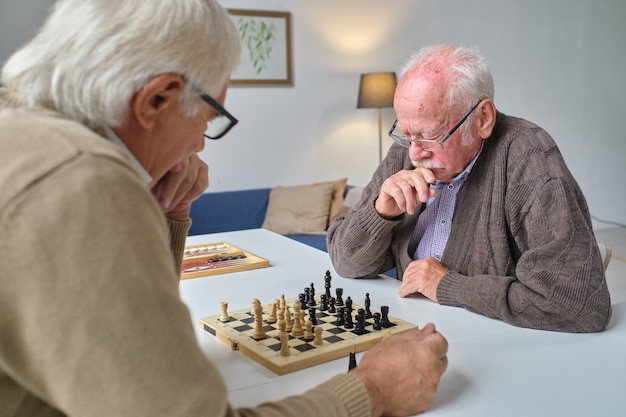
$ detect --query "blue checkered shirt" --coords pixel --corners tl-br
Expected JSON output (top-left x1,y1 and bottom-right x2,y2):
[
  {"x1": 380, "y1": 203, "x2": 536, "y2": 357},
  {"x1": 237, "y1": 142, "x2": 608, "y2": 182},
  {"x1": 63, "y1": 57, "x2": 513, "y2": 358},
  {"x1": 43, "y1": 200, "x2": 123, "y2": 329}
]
[{"x1": 409, "y1": 145, "x2": 483, "y2": 261}]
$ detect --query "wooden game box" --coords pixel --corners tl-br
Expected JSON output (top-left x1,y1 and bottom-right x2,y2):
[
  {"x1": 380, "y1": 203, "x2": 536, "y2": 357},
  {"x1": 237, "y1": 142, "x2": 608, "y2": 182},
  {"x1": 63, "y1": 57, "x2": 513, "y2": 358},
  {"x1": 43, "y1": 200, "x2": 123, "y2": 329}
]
[
  {"x1": 200, "y1": 296, "x2": 418, "y2": 375},
  {"x1": 181, "y1": 242, "x2": 270, "y2": 280}
]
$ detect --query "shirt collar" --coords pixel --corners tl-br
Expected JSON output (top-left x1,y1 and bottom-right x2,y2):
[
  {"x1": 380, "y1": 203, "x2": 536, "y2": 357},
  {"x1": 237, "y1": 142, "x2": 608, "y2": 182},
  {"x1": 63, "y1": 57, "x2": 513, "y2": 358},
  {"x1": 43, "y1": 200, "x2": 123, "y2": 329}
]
[{"x1": 103, "y1": 126, "x2": 152, "y2": 186}]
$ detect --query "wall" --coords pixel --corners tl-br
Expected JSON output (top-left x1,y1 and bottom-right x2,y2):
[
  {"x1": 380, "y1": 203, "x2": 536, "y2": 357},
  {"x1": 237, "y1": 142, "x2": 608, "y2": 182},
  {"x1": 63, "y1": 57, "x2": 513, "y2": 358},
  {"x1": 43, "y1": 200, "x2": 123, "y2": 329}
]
[{"x1": 1, "y1": 0, "x2": 625, "y2": 229}]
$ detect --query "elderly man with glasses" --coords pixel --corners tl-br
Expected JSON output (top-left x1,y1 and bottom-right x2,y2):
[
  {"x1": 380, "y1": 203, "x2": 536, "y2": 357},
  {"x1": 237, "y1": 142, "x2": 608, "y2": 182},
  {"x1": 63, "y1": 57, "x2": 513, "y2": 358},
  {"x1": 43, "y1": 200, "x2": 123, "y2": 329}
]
[
  {"x1": 0, "y1": 1, "x2": 450, "y2": 417},
  {"x1": 328, "y1": 44, "x2": 611, "y2": 333}
]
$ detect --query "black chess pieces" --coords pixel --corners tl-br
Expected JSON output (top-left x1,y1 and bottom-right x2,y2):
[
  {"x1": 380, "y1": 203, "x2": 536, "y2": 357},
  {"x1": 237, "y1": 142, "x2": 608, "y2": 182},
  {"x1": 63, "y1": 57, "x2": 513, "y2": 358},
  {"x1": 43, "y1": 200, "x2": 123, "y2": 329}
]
[
  {"x1": 364, "y1": 293, "x2": 372, "y2": 319},
  {"x1": 354, "y1": 309, "x2": 367, "y2": 335},
  {"x1": 336, "y1": 307, "x2": 345, "y2": 326},
  {"x1": 335, "y1": 288, "x2": 344, "y2": 306},
  {"x1": 308, "y1": 307, "x2": 317, "y2": 325},
  {"x1": 380, "y1": 305, "x2": 392, "y2": 328},
  {"x1": 324, "y1": 271, "x2": 332, "y2": 299},
  {"x1": 373, "y1": 312, "x2": 381, "y2": 330},
  {"x1": 348, "y1": 352, "x2": 357, "y2": 371},
  {"x1": 328, "y1": 297, "x2": 336, "y2": 314}
]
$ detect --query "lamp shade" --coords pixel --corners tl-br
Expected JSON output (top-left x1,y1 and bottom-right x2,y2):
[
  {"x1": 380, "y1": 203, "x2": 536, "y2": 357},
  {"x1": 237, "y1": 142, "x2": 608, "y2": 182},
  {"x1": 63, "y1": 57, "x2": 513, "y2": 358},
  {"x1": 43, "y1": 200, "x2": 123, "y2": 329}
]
[{"x1": 357, "y1": 72, "x2": 396, "y2": 109}]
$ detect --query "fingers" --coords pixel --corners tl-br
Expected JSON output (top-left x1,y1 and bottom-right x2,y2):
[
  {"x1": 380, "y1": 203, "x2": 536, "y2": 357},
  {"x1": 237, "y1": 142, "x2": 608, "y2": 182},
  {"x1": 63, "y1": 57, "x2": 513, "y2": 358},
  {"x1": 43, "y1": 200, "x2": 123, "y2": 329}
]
[
  {"x1": 151, "y1": 154, "x2": 208, "y2": 220},
  {"x1": 376, "y1": 168, "x2": 436, "y2": 217}
]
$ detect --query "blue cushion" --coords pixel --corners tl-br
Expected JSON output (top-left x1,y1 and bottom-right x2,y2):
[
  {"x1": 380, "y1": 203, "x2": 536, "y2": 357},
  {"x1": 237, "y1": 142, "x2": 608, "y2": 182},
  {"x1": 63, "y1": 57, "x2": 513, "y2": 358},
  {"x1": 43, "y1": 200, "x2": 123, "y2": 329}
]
[{"x1": 189, "y1": 188, "x2": 271, "y2": 235}]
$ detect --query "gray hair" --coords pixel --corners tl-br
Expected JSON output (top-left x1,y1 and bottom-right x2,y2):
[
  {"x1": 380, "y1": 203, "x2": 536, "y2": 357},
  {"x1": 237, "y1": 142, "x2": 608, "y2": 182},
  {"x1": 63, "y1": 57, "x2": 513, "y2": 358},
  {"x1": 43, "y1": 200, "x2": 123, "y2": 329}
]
[
  {"x1": 399, "y1": 44, "x2": 495, "y2": 144},
  {"x1": 1, "y1": 0, "x2": 241, "y2": 129}
]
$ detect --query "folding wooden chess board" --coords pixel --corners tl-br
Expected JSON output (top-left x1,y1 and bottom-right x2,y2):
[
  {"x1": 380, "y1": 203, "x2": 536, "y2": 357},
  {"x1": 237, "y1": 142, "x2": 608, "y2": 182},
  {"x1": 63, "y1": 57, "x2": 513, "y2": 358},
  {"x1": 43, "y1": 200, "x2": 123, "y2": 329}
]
[
  {"x1": 181, "y1": 242, "x2": 270, "y2": 280},
  {"x1": 200, "y1": 291, "x2": 418, "y2": 375}
]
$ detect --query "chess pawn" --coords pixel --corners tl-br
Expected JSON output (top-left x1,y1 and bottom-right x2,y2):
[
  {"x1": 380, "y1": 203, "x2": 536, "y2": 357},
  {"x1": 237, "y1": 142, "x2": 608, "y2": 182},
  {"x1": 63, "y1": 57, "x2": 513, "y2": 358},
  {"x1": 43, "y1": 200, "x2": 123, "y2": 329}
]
[
  {"x1": 277, "y1": 307, "x2": 285, "y2": 331},
  {"x1": 313, "y1": 326, "x2": 323, "y2": 346},
  {"x1": 291, "y1": 309, "x2": 304, "y2": 337},
  {"x1": 219, "y1": 301, "x2": 230, "y2": 322},
  {"x1": 284, "y1": 303, "x2": 293, "y2": 332},
  {"x1": 267, "y1": 300, "x2": 278, "y2": 323},
  {"x1": 303, "y1": 320, "x2": 314, "y2": 340},
  {"x1": 279, "y1": 330, "x2": 290, "y2": 356}
]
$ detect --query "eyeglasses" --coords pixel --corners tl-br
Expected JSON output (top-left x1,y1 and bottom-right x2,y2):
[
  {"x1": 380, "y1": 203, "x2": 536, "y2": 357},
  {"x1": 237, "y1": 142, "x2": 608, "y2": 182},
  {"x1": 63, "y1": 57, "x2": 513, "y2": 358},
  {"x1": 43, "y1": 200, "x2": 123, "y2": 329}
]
[
  {"x1": 388, "y1": 100, "x2": 482, "y2": 151},
  {"x1": 198, "y1": 92, "x2": 238, "y2": 140}
]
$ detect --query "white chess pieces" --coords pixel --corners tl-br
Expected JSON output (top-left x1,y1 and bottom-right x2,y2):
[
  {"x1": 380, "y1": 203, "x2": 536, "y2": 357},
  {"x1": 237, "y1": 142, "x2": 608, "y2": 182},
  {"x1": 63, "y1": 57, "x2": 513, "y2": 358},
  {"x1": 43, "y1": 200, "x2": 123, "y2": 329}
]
[
  {"x1": 252, "y1": 298, "x2": 266, "y2": 340},
  {"x1": 219, "y1": 301, "x2": 230, "y2": 322},
  {"x1": 291, "y1": 301, "x2": 304, "y2": 337},
  {"x1": 284, "y1": 303, "x2": 293, "y2": 332},
  {"x1": 267, "y1": 299, "x2": 278, "y2": 323},
  {"x1": 279, "y1": 328, "x2": 290, "y2": 356},
  {"x1": 303, "y1": 320, "x2": 313, "y2": 340},
  {"x1": 313, "y1": 325, "x2": 323, "y2": 346}
]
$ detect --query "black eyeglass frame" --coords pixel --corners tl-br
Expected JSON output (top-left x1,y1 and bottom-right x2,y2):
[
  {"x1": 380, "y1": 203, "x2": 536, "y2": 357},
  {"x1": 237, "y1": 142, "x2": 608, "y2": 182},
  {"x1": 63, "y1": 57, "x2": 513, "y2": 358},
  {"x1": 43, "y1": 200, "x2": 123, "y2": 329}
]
[
  {"x1": 388, "y1": 99, "x2": 483, "y2": 150},
  {"x1": 198, "y1": 92, "x2": 239, "y2": 140}
]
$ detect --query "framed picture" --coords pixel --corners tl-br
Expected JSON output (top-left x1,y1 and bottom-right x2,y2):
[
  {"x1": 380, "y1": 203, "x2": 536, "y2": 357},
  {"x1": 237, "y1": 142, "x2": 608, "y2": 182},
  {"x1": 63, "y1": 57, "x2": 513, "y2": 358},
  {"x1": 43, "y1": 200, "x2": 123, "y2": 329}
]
[{"x1": 228, "y1": 9, "x2": 293, "y2": 86}]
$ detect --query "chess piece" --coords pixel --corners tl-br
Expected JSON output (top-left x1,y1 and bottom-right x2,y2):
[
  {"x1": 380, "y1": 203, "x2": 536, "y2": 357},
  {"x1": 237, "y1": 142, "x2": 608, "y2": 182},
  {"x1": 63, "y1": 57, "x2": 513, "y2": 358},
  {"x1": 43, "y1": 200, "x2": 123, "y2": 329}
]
[
  {"x1": 284, "y1": 303, "x2": 293, "y2": 332},
  {"x1": 336, "y1": 307, "x2": 345, "y2": 326},
  {"x1": 328, "y1": 297, "x2": 336, "y2": 314},
  {"x1": 354, "y1": 308, "x2": 366, "y2": 335},
  {"x1": 303, "y1": 320, "x2": 314, "y2": 340},
  {"x1": 373, "y1": 312, "x2": 381, "y2": 330},
  {"x1": 277, "y1": 307, "x2": 285, "y2": 331},
  {"x1": 291, "y1": 304, "x2": 304, "y2": 337},
  {"x1": 320, "y1": 294, "x2": 327, "y2": 311},
  {"x1": 348, "y1": 352, "x2": 357, "y2": 370},
  {"x1": 380, "y1": 305, "x2": 392, "y2": 328},
  {"x1": 308, "y1": 307, "x2": 317, "y2": 325},
  {"x1": 313, "y1": 326, "x2": 323, "y2": 346},
  {"x1": 299, "y1": 292, "x2": 307, "y2": 310},
  {"x1": 308, "y1": 283, "x2": 316, "y2": 306},
  {"x1": 279, "y1": 329, "x2": 290, "y2": 356},
  {"x1": 219, "y1": 301, "x2": 230, "y2": 322},
  {"x1": 267, "y1": 300, "x2": 279, "y2": 323},
  {"x1": 252, "y1": 299, "x2": 266, "y2": 340},
  {"x1": 364, "y1": 293, "x2": 372, "y2": 319},
  {"x1": 335, "y1": 288, "x2": 344, "y2": 306},
  {"x1": 324, "y1": 270, "x2": 332, "y2": 299}
]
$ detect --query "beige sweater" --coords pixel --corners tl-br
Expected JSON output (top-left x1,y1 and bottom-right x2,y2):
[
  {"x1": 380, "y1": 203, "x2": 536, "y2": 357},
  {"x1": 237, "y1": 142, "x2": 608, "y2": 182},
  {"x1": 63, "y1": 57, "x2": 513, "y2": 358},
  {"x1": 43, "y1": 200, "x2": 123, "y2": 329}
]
[{"x1": 0, "y1": 92, "x2": 370, "y2": 417}]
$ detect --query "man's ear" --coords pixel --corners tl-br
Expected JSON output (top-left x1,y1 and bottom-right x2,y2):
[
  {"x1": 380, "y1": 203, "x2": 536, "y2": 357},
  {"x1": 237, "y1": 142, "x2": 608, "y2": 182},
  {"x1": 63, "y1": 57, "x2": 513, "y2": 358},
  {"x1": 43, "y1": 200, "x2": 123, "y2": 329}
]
[
  {"x1": 477, "y1": 99, "x2": 497, "y2": 139},
  {"x1": 131, "y1": 73, "x2": 185, "y2": 130}
]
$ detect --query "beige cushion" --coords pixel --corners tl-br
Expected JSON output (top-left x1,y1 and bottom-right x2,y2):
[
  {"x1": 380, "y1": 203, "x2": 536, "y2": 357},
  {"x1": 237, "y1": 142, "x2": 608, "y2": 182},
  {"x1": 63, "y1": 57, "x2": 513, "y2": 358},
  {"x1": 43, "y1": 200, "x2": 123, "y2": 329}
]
[
  {"x1": 262, "y1": 183, "x2": 335, "y2": 234},
  {"x1": 312, "y1": 178, "x2": 348, "y2": 225}
]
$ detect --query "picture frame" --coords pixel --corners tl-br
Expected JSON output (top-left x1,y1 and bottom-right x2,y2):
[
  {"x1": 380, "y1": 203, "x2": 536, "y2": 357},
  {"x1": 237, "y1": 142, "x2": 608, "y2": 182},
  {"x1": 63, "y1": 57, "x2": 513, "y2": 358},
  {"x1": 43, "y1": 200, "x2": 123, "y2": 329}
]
[{"x1": 228, "y1": 9, "x2": 293, "y2": 86}]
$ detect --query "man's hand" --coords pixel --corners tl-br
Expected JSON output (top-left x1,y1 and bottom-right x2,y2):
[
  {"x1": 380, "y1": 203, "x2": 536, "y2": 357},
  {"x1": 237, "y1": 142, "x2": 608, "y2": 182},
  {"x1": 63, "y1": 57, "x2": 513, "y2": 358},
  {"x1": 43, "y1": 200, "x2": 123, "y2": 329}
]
[
  {"x1": 151, "y1": 154, "x2": 208, "y2": 221},
  {"x1": 374, "y1": 167, "x2": 437, "y2": 218},
  {"x1": 350, "y1": 323, "x2": 448, "y2": 417},
  {"x1": 398, "y1": 258, "x2": 449, "y2": 302}
]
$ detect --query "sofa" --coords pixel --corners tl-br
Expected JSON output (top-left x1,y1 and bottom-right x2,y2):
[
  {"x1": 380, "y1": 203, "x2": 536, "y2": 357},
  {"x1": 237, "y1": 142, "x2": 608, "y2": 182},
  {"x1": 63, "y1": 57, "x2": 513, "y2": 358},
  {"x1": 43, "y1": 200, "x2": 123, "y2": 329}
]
[{"x1": 189, "y1": 178, "x2": 362, "y2": 252}]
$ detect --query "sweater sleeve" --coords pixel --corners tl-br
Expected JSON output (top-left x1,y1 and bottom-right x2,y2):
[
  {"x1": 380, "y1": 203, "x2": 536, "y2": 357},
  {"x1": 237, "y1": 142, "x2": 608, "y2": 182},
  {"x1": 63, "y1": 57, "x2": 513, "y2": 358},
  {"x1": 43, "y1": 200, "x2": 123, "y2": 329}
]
[
  {"x1": 436, "y1": 119, "x2": 612, "y2": 333},
  {"x1": 0, "y1": 151, "x2": 371, "y2": 416},
  {"x1": 327, "y1": 144, "x2": 414, "y2": 278}
]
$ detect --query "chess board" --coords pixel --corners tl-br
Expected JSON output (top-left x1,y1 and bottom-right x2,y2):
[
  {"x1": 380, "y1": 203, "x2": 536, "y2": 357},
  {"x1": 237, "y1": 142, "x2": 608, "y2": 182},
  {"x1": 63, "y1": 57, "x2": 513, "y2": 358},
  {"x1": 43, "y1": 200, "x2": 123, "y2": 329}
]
[
  {"x1": 181, "y1": 242, "x2": 270, "y2": 280},
  {"x1": 200, "y1": 294, "x2": 418, "y2": 375}
]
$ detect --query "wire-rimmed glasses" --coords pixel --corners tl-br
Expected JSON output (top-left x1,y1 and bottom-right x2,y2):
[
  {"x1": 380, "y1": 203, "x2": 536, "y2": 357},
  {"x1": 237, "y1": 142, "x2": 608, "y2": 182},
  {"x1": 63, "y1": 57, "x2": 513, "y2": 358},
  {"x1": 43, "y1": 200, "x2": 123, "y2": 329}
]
[{"x1": 388, "y1": 100, "x2": 482, "y2": 151}]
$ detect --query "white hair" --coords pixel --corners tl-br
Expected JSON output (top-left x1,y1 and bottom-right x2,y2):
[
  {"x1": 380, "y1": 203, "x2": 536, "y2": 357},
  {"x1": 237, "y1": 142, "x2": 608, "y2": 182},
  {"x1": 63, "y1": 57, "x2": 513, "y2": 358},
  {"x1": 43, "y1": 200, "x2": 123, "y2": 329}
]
[
  {"x1": 399, "y1": 44, "x2": 495, "y2": 145},
  {"x1": 1, "y1": 0, "x2": 241, "y2": 129}
]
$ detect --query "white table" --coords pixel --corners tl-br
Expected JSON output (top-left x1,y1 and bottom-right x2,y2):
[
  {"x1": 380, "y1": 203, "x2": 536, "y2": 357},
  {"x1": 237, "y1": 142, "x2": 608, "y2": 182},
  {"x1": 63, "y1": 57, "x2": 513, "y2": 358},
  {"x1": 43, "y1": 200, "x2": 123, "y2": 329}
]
[{"x1": 179, "y1": 229, "x2": 626, "y2": 417}]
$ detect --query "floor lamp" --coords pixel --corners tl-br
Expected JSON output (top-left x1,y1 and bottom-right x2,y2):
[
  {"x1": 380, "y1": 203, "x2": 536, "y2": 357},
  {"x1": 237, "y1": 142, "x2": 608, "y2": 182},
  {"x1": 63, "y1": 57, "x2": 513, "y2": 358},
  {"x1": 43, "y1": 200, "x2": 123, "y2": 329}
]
[{"x1": 357, "y1": 72, "x2": 396, "y2": 162}]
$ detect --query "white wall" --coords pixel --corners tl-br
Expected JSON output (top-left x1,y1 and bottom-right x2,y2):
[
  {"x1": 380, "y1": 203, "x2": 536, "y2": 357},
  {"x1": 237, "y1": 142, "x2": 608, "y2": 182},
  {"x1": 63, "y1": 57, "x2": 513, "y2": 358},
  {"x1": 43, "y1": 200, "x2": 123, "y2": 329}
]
[{"x1": 1, "y1": 0, "x2": 625, "y2": 229}]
